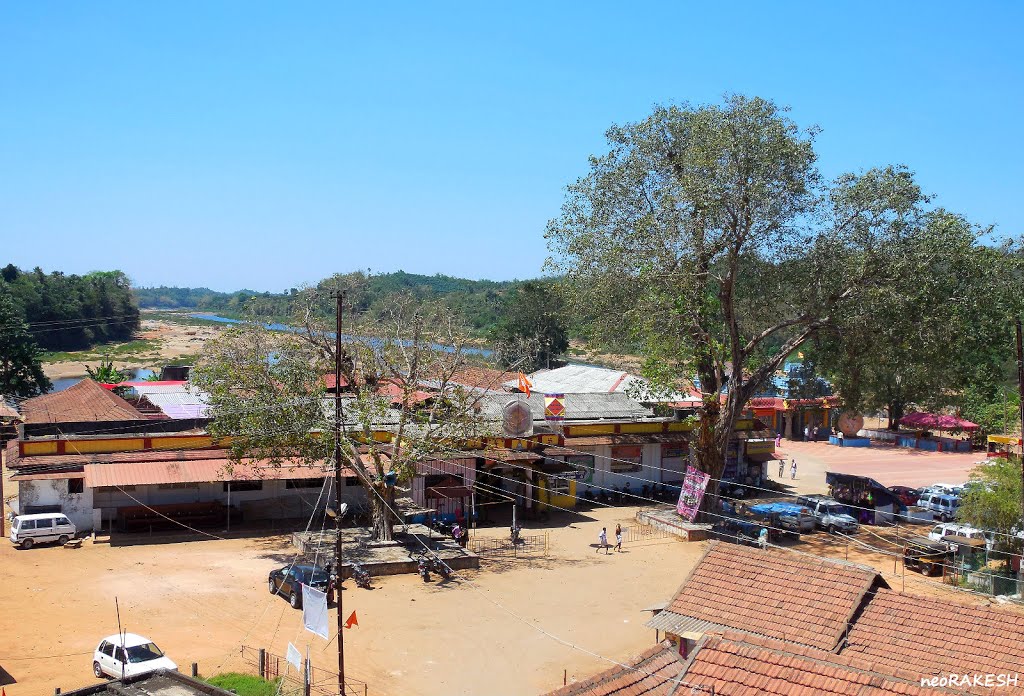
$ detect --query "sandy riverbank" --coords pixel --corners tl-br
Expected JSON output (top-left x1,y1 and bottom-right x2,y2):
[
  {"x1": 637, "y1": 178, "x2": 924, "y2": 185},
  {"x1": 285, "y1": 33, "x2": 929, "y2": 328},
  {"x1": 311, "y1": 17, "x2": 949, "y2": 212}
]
[{"x1": 41, "y1": 317, "x2": 223, "y2": 380}]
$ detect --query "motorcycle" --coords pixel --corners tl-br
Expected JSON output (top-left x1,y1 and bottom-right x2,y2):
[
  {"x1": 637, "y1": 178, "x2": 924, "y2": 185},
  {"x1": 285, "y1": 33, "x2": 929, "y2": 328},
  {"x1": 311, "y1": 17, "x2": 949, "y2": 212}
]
[
  {"x1": 431, "y1": 517, "x2": 453, "y2": 536},
  {"x1": 510, "y1": 524, "x2": 522, "y2": 544},
  {"x1": 429, "y1": 556, "x2": 452, "y2": 580},
  {"x1": 417, "y1": 554, "x2": 431, "y2": 582},
  {"x1": 597, "y1": 489, "x2": 609, "y2": 505},
  {"x1": 351, "y1": 562, "x2": 372, "y2": 589}
]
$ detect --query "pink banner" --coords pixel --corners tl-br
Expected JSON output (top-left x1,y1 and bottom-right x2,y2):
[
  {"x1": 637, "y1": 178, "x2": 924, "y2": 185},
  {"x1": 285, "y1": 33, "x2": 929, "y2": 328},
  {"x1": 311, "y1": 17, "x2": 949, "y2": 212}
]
[{"x1": 676, "y1": 465, "x2": 710, "y2": 521}]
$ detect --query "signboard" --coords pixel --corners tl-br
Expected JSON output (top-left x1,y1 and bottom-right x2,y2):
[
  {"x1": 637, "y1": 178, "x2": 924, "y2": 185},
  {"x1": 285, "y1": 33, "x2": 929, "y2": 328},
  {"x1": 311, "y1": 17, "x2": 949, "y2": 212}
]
[
  {"x1": 676, "y1": 465, "x2": 711, "y2": 521},
  {"x1": 544, "y1": 393, "x2": 566, "y2": 421}
]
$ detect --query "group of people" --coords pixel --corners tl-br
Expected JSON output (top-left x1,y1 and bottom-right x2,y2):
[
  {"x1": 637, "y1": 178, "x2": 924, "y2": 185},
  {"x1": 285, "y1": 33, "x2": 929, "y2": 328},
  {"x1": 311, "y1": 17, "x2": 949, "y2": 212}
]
[
  {"x1": 596, "y1": 524, "x2": 623, "y2": 554},
  {"x1": 777, "y1": 458, "x2": 797, "y2": 480}
]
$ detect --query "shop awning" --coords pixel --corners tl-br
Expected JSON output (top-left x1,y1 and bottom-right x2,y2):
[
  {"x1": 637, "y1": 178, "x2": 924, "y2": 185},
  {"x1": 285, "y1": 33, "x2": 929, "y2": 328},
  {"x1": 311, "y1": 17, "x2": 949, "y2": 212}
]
[
  {"x1": 746, "y1": 452, "x2": 782, "y2": 462},
  {"x1": 564, "y1": 433, "x2": 691, "y2": 446},
  {"x1": 11, "y1": 469, "x2": 86, "y2": 481},
  {"x1": 84, "y1": 458, "x2": 350, "y2": 487},
  {"x1": 899, "y1": 411, "x2": 979, "y2": 431},
  {"x1": 425, "y1": 485, "x2": 472, "y2": 499}
]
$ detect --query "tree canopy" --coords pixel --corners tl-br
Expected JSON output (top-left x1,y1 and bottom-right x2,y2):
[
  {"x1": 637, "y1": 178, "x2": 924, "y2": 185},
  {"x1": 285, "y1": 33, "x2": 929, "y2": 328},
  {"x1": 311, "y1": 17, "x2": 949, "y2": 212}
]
[
  {"x1": 193, "y1": 281, "x2": 497, "y2": 542},
  {"x1": 1, "y1": 264, "x2": 140, "y2": 351},
  {"x1": 545, "y1": 94, "x2": 1020, "y2": 504},
  {"x1": 0, "y1": 289, "x2": 51, "y2": 397},
  {"x1": 491, "y1": 280, "x2": 569, "y2": 371}
]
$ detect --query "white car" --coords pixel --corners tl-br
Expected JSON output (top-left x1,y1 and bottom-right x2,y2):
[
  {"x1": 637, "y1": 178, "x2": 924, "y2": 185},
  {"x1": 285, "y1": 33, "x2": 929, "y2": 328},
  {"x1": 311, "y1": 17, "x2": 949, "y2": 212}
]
[{"x1": 93, "y1": 634, "x2": 177, "y2": 679}]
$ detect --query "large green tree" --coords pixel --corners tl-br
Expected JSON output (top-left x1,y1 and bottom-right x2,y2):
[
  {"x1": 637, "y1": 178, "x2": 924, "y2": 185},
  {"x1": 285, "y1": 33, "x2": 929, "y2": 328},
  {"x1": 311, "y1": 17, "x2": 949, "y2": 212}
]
[
  {"x1": 958, "y1": 457, "x2": 1022, "y2": 557},
  {"x1": 545, "y1": 95, "x2": 980, "y2": 509},
  {"x1": 813, "y1": 211, "x2": 1023, "y2": 428},
  {"x1": 0, "y1": 290, "x2": 51, "y2": 397},
  {"x1": 491, "y1": 280, "x2": 569, "y2": 371}
]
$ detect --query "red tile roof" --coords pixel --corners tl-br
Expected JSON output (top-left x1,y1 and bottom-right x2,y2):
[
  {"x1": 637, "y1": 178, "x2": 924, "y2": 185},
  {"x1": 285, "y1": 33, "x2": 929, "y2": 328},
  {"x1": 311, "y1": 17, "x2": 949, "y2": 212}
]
[
  {"x1": 447, "y1": 366, "x2": 515, "y2": 392},
  {"x1": 542, "y1": 643, "x2": 687, "y2": 696},
  {"x1": 21, "y1": 379, "x2": 146, "y2": 424},
  {"x1": 665, "y1": 543, "x2": 884, "y2": 651},
  {"x1": 683, "y1": 632, "x2": 959, "y2": 696},
  {"x1": 842, "y1": 589, "x2": 1024, "y2": 692}
]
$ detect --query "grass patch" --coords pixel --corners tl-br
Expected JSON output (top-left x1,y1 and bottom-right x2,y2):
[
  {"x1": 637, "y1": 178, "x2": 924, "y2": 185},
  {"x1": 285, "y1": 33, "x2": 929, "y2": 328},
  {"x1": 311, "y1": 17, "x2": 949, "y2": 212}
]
[
  {"x1": 41, "y1": 339, "x2": 161, "y2": 363},
  {"x1": 205, "y1": 673, "x2": 283, "y2": 696}
]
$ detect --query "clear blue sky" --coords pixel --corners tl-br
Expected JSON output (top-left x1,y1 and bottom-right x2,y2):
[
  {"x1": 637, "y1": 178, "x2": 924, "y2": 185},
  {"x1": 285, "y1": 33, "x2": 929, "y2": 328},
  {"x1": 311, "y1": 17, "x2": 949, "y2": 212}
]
[{"x1": 2, "y1": 2, "x2": 1021, "y2": 292}]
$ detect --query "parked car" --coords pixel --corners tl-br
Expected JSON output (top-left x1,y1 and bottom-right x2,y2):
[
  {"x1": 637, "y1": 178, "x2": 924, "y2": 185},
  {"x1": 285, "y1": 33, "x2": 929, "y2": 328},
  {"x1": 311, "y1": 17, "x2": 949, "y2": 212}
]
[
  {"x1": 923, "y1": 483, "x2": 964, "y2": 497},
  {"x1": 268, "y1": 564, "x2": 334, "y2": 609},
  {"x1": 902, "y1": 537, "x2": 952, "y2": 576},
  {"x1": 748, "y1": 502, "x2": 815, "y2": 534},
  {"x1": 887, "y1": 486, "x2": 920, "y2": 508},
  {"x1": 916, "y1": 492, "x2": 961, "y2": 522},
  {"x1": 796, "y1": 496, "x2": 859, "y2": 534},
  {"x1": 93, "y1": 633, "x2": 177, "y2": 679},
  {"x1": 927, "y1": 523, "x2": 991, "y2": 550},
  {"x1": 9, "y1": 512, "x2": 76, "y2": 549}
]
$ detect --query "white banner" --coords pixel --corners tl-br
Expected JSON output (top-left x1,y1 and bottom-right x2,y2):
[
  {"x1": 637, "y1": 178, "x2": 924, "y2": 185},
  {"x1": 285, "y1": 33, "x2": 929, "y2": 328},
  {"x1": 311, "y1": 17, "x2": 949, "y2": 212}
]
[
  {"x1": 302, "y1": 585, "x2": 329, "y2": 639},
  {"x1": 286, "y1": 643, "x2": 303, "y2": 672}
]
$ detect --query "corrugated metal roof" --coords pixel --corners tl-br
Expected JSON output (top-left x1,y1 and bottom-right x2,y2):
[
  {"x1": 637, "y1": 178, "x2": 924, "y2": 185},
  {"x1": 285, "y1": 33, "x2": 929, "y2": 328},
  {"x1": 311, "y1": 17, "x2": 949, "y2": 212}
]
[
  {"x1": 506, "y1": 365, "x2": 693, "y2": 403},
  {"x1": 476, "y1": 392, "x2": 652, "y2": 422},
  {"x1": 644, "y1": 610, "x2": 725, "y2": 636},
  {"x1": 21, "y1": 379, "x2": 146, "y2": 424},
  {"x1": 83, "y1": 457, "x2": 348, "y2": 487},
  {"x1": 11, "y1": 470, "x2": 86, "y2": 481}
]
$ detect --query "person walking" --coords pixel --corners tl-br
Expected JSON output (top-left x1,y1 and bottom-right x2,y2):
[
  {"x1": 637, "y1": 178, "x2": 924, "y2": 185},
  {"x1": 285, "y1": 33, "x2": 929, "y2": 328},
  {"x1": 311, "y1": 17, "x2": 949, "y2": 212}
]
[
  {"x1": 803, "y1": 425, "x2": 810, "y2": 441},
  {"x1": 790, "y1": 459, "x2": 798, "y2": 480},
  {"x1": 614, "y1": 523, "x2": 623, "y2": 552},
  {"x1": 597, "y1": 527, "x2": 609, "y2": 554},
  {"x1": 774, "y1": 432, "x2": 782, "y2": 449},
  {"x1": 778, "y1": 458, "x2": 785, "y2": 478}
]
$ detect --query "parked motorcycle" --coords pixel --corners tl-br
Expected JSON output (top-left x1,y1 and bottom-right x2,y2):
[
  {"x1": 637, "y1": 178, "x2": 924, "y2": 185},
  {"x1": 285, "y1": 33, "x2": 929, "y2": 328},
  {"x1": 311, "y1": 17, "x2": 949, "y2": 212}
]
[
  {"x1": 417, "y1": 554, "x2": 431, "y2": 582},
  {"x1": 429, "y1": 556, "x2": 452, "y2": 580},
  {"x1": 351, "y1": 562, "x2": 372, "y2": 589}
]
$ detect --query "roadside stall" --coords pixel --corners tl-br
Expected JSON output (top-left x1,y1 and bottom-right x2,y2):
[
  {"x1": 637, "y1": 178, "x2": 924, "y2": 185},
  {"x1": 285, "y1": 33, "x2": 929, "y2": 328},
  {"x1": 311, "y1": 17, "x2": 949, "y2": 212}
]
[
  {"x1": 826, "y1": 472, "x2": 897, "y2": 524},
  {"x1": 896, "y1": 412, "x2": 977, "y2": 453}
]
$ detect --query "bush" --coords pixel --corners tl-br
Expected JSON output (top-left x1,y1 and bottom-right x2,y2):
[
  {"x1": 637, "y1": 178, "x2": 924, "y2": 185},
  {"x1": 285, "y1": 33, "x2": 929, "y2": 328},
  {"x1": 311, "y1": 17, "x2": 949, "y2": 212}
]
[{"x1": 205, "y1": 673, "x2": 282, "y2": 696}]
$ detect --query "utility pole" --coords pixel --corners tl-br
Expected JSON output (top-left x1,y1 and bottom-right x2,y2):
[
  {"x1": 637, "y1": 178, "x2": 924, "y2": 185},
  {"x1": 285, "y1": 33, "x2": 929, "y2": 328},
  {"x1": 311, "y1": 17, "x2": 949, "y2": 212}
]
[
  {"x1": 1015, "y1": 319, "x2": 1024, "y2": 532},
  {"x1": 334, "y1": 291, "x2": 346, "y2": 696}
]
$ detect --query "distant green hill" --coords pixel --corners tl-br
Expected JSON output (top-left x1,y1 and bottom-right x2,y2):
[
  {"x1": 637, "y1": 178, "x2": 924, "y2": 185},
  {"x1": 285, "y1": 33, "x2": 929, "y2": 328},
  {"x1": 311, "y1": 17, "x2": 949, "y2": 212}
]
[{"x1": 134, "y1": 271, "x2": 525, "y2": 334}]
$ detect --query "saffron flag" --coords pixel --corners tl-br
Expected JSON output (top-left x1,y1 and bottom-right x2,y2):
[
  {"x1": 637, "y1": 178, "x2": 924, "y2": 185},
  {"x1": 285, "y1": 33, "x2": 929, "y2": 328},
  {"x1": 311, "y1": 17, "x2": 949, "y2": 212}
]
[
  {"x1": 676, "y1": 466, "x2": 711, "y2": 522},
  {"x1": 301, "y1": 584, "x2": 329, "y2": 639},
  {"x1": 344, "y1": 610, "x2": 359, "y2": 629},
  {"x1": 518, "y1": 372, "x2": 532, "y2": 398},
  {"x1": 286, "y1": 642, "x2": 303, "y2": 672},
  {"x1": 544, "y1": 393, "x2": 566, "y2": 421}
]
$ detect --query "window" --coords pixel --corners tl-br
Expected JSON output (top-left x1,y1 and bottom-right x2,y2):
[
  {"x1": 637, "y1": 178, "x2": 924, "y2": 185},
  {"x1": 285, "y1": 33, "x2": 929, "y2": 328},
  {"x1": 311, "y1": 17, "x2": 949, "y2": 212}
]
[
  {"x1": 223, "y1": 481, "x2": 263, "y2": 492},
  {"x1": 67, "y1": 479, "x2": 84, "y2": 494},
  {"x1": 610, "y1": 446, "x2": 642, "y2": 473},
  {"x1": 57, "y1": 516, "x2": 71, "y2": 526},
  {"x1": 18, "y1": 519, "x2": 35, "y2": 530},
  {"x1": 158, "y1": 483, "x2": 198, "y2": 490},
  {"x1": 114, "y1": 648, "x2": 126, "y2": 664},
  {"x1": 286, "y1": 479, "x2": 324, "y2": 489},
  {"x1": 96, "y1": 486, "x2": 136, "y2": 493},
  {"x1": 101, "y1": 642, "x2": 115, "y2": 658},
  {"x1": 546, "y1": 476, "x2": 571, "y2": 496},
  {"x1": 35, "y1": 518, "x2": 53, "y2": 530}
]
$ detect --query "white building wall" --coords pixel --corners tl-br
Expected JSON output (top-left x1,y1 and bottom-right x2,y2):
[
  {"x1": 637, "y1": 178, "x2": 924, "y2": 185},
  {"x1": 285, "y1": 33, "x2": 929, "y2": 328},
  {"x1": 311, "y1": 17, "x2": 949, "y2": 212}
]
[{"x1": 17, "y1": 479, "x2": 95, "y2": 531}]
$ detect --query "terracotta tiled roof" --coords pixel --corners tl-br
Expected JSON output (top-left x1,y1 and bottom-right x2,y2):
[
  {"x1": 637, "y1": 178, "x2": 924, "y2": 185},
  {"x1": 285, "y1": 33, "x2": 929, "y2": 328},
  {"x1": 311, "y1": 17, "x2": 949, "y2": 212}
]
[
  {"x1": 447, "y1": 366, "x2": 515, "y2": 392},
  {"x1": 665, "y1": 543, "x2": 885, "y2": 652},
  {"x1": 683, "y1": 632, "x2": 960, "y2": 696},
  {"x1": 0, "y1": 401, "x2": 20, "y2": 420},
  {"x1": 21, "y1": 379, "x2": 146, "y2": 424},
  {"x1": 842, "y1": 589, "x2": 1024, "y2": 692},
  {"x1": 542, "y1": 643, "x2": 687, "y2": 696}
]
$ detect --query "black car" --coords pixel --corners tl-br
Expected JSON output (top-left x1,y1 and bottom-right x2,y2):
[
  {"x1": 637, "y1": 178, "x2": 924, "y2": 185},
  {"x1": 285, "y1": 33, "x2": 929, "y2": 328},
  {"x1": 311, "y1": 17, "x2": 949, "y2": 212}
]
[{"x1": 268, "y1": 564, "x2": 334, "y2": 609}]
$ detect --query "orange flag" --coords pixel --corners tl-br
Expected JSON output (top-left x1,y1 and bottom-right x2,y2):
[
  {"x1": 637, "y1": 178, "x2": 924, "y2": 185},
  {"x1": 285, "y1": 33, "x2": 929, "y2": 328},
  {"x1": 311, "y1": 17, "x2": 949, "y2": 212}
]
[
  {"x1": 517, "y1": 372, "x2": 532, "y2": 398},
  {"x1": 344, "y1": 610, "x2": 358, "y2": 629}
]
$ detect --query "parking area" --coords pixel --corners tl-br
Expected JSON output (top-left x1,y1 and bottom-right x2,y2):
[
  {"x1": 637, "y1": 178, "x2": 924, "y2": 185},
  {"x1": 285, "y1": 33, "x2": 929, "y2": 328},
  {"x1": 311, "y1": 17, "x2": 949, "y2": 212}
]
[
  {"x1": 769, "y1": 439, "x2": 982, "y2": 494},
  {"x1": 0, "y1": 505, "x2": 709, "y2": 696}
]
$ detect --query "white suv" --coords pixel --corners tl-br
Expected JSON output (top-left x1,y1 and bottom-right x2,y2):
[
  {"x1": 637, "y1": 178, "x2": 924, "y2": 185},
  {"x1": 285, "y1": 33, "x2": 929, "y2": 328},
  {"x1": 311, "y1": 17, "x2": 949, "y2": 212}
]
[{"x1": 93, "y1": 634, "x2": 177, "y2": 679}]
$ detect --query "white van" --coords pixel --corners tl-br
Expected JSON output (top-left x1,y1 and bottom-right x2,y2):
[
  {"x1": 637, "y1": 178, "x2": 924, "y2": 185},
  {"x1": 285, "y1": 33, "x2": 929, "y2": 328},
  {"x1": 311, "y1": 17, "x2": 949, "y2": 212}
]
[{"x1": 9, "y1": 512, "x2": 76, "y2": 549}]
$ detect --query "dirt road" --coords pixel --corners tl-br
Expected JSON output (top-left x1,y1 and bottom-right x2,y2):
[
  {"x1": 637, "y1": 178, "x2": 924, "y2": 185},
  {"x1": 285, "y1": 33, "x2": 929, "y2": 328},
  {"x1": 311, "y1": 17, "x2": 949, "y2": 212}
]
[{"x1": 0, "y1": 506, "x2": 707, "y2": 696}]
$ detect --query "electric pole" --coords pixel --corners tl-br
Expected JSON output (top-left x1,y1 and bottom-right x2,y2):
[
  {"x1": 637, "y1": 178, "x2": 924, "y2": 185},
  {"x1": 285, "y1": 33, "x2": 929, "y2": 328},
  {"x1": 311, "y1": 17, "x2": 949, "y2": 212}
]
[{"x1": 334, "y1": 291, "x2": 346, "y2": 696}]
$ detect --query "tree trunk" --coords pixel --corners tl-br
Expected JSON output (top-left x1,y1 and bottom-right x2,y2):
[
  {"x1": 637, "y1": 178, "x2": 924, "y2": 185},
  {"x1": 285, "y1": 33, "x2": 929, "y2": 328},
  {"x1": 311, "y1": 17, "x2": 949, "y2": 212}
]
[
  {"x1": 694, "y1": 398, "x2": 727, "y2": 520},
  {"x1": 887, "y1": 401, "x2": 904, "y2": 430},
  {"x1": 368, "y1": 483, "x2": 396, "y2": 542}
]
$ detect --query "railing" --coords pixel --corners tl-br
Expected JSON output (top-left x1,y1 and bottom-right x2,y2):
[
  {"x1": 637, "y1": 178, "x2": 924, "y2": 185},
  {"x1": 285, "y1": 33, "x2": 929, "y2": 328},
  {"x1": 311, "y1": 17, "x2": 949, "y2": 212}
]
[
  {"x1": 470, "y1": 532, "x2": 548, "y2": 557},
  {"x1": 241, "y1": 645, "x2": 369, "y2": 696}
]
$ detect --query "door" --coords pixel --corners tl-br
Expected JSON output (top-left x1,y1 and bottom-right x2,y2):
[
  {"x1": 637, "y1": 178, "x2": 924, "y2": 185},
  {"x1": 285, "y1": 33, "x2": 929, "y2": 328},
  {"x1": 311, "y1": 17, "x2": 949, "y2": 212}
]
[
  {"x1": 98, "y1": 641, "x2": 117, "y2": 675},
  {"x1": 112, "y1": 646, "x2": 128, "y2": 678},
  {"x1": 33, "y1": 518, "x2": 55, "y2": 542}
]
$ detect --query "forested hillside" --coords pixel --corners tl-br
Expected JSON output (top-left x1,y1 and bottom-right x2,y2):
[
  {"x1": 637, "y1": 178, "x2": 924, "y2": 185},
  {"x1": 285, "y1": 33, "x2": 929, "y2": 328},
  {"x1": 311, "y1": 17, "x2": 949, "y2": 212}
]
[
  {"x1": 1, "y1": 264, "x2": 141, "y2": 351},
  {"x1": 136, "y1": 271, "x2": 522, "y2": 333}
]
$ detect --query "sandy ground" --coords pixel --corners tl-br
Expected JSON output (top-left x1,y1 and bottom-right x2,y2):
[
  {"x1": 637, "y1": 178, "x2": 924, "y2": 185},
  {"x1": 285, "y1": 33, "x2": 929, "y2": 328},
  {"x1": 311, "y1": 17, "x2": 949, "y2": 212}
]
[
  {"x1": 768, "y1": 439, "x2": 983, "y2": 495},
  {"x1": 0, "y1": 505, "x2": 707, "y2": 696},
  {"x1": 42, "y1": 317, "x2": 222, "y2": 381}
]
